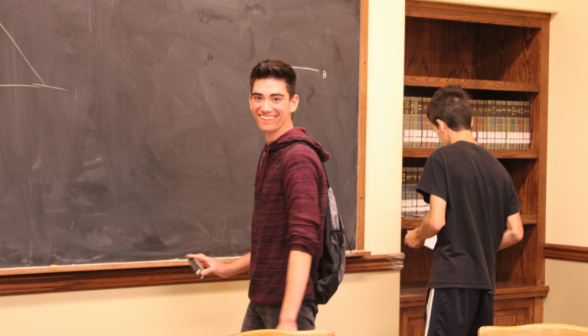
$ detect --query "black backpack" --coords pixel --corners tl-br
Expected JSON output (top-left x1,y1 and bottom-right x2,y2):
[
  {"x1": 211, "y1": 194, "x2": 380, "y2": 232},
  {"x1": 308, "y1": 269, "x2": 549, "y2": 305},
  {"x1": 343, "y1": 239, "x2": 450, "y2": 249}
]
[{"x1": 281, "y1": 143, "x2": 348, "y2": 304}]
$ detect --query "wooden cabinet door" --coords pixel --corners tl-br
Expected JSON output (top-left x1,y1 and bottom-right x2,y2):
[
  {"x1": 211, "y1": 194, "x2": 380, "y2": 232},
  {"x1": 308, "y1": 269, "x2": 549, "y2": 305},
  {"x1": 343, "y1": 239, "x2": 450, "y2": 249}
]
[
  {"x1": 401, "y1": 298, "x2": 538, "y2": 335},
  {"x1": 400, "y1": 307, "x2": 425, "y2": 336},
  {"x1": 493, "y1": 299, "x2": 534, "y2": 326}
]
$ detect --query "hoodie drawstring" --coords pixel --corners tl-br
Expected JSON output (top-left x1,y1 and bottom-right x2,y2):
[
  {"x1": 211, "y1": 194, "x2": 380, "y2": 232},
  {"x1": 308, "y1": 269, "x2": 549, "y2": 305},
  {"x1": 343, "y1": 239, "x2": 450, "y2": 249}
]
[{"x1": 256, "y1": 144, "x2": 271, "y2": 192}]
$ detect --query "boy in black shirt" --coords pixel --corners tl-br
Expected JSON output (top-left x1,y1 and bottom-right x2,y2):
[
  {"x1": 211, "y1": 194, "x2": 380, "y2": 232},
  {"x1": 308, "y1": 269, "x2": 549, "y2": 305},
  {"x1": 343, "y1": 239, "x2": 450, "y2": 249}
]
[{"x1": 404, "y1": 85, "x2": 524, "y2": 336}]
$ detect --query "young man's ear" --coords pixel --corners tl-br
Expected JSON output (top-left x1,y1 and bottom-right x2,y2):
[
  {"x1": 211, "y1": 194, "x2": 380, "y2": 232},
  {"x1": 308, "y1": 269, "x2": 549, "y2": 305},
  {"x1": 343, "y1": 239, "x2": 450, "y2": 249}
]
[
  {"x1": 289, "y1": 94, "x2": 300, "y2": 112},
  {"x1": 436, "y1": 119, "x2": 448, "y2": 133}
]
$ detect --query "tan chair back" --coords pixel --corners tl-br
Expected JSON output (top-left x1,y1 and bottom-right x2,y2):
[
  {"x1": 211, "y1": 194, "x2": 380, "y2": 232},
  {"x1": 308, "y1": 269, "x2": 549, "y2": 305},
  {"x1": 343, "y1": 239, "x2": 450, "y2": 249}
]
[
  {"x1": 231, "y1": 330, "x2": 335, "y2": 336},
  {"x1": 479, "y1": 324, "x2": 588, "y2": 336}
]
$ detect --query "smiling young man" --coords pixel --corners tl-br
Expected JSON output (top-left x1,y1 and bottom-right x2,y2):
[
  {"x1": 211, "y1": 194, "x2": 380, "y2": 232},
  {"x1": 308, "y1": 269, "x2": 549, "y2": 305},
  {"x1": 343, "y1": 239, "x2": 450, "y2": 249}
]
[
  {"x1": 404, "y1": 85, "x2": 524, "y2": 336},
  {"x1": 188, "y1": 59, "x2": 329, "y2": 331}
]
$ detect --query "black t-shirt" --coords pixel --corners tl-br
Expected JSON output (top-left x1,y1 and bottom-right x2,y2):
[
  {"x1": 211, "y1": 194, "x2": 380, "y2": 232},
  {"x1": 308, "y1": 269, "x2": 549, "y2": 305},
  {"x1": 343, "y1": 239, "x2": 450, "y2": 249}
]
[{"x1": 417, "y1": 141, "x2": 520, "y2": 293}]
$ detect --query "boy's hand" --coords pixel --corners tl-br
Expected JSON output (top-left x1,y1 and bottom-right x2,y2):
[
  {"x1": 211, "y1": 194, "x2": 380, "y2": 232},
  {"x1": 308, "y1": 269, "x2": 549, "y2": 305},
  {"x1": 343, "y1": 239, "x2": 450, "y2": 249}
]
[
  {"x1": 276, "y1": 319, "x2": 298, "y2": 331},
  {"x1": 405, "y1": 228, "x2": 425, "y2": 249},
  {"x1": 186, "y1": 253, "x2": 226, "y2": 278}
]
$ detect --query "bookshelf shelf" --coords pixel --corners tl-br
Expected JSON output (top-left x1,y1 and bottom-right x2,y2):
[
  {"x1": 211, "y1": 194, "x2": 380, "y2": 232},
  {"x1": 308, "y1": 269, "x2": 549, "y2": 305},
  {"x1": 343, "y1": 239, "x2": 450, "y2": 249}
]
[
  {"x1": 403, "y1": 148, "x2": 539, "y2": 159},
  {"x1": 400, "y1": 1, "x2": 549, "y2": 332},
  {"x1": 401, "y1": 215, "x2": 538, "y2": 230},
  {"x1": 404, "y1": 76, "x2": 540, "y2": 93}
]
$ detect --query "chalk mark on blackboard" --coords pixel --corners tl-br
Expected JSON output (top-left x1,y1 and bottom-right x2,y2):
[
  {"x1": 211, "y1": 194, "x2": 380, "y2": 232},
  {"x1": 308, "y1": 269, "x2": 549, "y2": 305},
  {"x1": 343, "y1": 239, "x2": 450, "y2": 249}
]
[
  {"x1": 0, "y1": 85, "x2": 39, "y2": 89},
  {"x1": 32, "y1": 83, "x2": 68, "y2": 91},
  {"x1": 0, "y1": 21, "x2": 46, "y2": 85},
  {"x1": 88, "y1": 1, "x2": 92, "y2": 34},
  {"x1": 1, "y1": 22, "x2": 68, "y2": 91},
  {"x1": 292, "y1": 66, "x2": 319, "y2": 72}
]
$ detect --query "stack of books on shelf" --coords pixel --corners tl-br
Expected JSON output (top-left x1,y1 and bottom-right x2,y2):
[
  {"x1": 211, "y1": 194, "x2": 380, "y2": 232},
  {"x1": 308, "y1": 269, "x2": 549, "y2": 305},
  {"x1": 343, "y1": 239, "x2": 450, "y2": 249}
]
[
  {"x1": 403, "y1": 97, "x2": 532, "y2": 150},
  {"x1": 402, "y1": 167, "x2": 429, "y2": 218}
]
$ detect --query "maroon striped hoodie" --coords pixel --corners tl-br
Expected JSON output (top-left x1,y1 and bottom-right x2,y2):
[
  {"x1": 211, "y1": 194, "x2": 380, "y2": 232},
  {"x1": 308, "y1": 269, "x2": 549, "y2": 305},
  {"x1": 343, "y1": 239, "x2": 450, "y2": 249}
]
[{"x1": 249, "y1": 127, "x2": 330, "y2": 305}]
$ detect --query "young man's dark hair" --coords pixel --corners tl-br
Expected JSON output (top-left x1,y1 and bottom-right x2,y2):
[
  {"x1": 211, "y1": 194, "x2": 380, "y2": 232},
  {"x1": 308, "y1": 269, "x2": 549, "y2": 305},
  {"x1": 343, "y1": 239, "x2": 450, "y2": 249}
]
[
  {"x1": 250, "y1": 59, "x2": 297, "y2": 100},
  {"x1": 427, "y1": 85, "x2": 472, "y2": 132}
]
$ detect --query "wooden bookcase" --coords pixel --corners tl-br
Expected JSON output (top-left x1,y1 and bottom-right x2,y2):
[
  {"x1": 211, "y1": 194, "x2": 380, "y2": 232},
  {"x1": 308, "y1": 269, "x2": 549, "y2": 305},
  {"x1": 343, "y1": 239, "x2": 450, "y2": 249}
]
[{"x1": 400, "y1": 2, "x2": 550, "y2": 334}]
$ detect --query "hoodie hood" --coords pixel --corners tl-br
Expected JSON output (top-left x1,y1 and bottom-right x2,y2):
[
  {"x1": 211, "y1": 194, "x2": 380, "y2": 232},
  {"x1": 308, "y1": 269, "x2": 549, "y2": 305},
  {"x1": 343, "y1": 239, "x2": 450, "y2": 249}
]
[{"x1": 269, "y1": 127, "x2": 331, "y2": 162}]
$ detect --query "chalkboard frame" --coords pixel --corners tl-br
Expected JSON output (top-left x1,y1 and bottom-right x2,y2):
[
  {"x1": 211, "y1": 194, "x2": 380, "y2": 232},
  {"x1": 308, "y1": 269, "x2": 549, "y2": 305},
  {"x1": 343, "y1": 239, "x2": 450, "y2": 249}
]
[{"x1": 0, "y1": 0, "x2": 370, "y2": 293}]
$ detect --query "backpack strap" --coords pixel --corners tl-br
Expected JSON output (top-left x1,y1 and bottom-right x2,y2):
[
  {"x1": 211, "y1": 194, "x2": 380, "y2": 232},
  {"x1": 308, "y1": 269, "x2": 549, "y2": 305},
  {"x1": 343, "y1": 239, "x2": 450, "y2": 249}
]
[
  {"x1": 279, "y1": 142, "x2": 330, "y2": 189},
  {"x1": 279, "y1": 142, "x2": 351, "y2": 250}
]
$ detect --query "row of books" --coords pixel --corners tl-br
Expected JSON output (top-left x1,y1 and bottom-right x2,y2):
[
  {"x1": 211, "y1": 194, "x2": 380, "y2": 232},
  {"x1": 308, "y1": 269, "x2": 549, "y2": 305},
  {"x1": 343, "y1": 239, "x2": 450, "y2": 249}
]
[
  {"x1": 402, "y1": 167, "x2": 429, "y2": 218},
  {"x1": 403, "y1": 97, "x2": 532, "y2": 150}
]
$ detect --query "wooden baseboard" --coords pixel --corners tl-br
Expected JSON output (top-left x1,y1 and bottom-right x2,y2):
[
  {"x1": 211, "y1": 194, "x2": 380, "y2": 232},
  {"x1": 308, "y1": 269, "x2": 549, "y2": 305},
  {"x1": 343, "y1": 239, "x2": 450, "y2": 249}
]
[
  {"x1": 544, "y1": 244, "x2": 588, "y2": 263},
  {"x1": 0, "y1": 253, "x2": 404, "y2": 297}
]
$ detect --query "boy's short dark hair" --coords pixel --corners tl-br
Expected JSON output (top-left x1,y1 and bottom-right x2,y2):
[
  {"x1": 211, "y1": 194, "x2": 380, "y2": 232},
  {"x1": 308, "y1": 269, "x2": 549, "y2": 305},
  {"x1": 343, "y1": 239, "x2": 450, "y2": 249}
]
[
  {"x1": 427, "y1": 85, "x2": 472, "y2": 132},
  {"x1": 250, "y1": 59, "x2": 297, "y2": 100}
]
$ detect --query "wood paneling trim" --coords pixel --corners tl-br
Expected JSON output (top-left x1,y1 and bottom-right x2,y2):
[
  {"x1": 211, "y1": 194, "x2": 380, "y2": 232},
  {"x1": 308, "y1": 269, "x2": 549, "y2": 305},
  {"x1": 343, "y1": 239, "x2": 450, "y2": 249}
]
[
  {"x1": 403, "y1": 148, "x2": 539, "y2": 159},
  {"x1": 0, "y1": 253, "x2": 403, "y2": 297},
  {"x1": 405, "y1": 1, "x2": 549, "y2": 28},
  {"x1": 346, "y1": 253, "x2": 404, "y2": 273},
  {"x1": 0, "y1": 250, "x2": 373, "y2": 276},
  {"x1": 404, "y1": 76, "x2": 540, "y2": 92},
  {"x1": 400, "y1": 283, "x2": 549, "y2": 308},
  {"x1": 544, "y1": 244, "x2": 588, "y2": 263},
  {"x1": 356, "y1": 0, "x2": 368, "y2": 251}
]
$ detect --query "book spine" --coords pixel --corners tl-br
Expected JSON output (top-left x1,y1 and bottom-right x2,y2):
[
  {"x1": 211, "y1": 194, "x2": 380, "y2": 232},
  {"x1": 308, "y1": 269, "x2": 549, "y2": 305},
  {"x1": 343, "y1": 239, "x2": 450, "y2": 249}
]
[
  {"x1": 478, "y1": 100, "x2": 485, "y2": 146},
  {"x1": 495, "y1": 101, "x2": 502, "y2": 149},
  {"x1": 517, "y1": 101, "x2": 524, "y2": 150},
  {"x1": 410, "y1": 97, "x2": 418, "y2": 148},
  {"x1": 499, "y1": 100, "x2": 507, "y2": 150},
  {"x1": 512, "y1": 102, "x2": 520, "y2": 149},
  {"x1": 403, "y1": 97, "x2": 411, "y2": 148},
  {"x1": 423, "y1": 97, "x2": 431, "y2": 148},
  {"x1": 506, "y1": 101, "x2": 513, "y2": 149},
  {"x1": 416, "y1": 97, "x2": 423, "y2": 148},
  {"x1": 409, "y1": 167, "x2": 413, "y2": 218},
  {"x1": 524, "y1": 101, "x2": 531, "y2": 149},
  {"x1": 482, "y1": 100, "x2": 489, "y2": 148},
  {"x1": 402, "y1": 167, "x2": 406, "y2": 218},
  {"x1": 417, "y1": 167, "x2": 425, "y2": 218},
  {"x1": 489, "y1": 100, "x2": 497, "y2": 150}
]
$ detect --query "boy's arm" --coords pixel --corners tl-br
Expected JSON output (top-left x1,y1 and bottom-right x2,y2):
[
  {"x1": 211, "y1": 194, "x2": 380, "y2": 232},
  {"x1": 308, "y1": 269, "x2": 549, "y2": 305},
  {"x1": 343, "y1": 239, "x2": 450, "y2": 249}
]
[
  {"x1": 405, "y1": 194, "x2": 446, "y2": 248},
  {"x1": 186, "y1": 252, "x2": 251, "y2": 278},
  {"x1": 498, "y1": 212, "x2": 524, "y2": 250},
  {"x1": 277, "y1": 250, "x2": 313, "y2": 330}
]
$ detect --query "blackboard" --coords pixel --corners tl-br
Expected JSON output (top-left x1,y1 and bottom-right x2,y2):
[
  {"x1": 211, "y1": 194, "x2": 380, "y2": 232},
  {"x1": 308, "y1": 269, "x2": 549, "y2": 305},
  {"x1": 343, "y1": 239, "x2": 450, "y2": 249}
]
[{"x1": 0, "y1": 0, "x2": 360, "y2": 270}]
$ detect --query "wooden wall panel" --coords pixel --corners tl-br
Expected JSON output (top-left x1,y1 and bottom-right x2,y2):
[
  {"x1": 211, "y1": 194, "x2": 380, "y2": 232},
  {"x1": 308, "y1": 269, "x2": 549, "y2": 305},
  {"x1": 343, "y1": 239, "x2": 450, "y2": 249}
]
[{"x1": 494, "y1": 299, "x2": 534, "y2": 326}]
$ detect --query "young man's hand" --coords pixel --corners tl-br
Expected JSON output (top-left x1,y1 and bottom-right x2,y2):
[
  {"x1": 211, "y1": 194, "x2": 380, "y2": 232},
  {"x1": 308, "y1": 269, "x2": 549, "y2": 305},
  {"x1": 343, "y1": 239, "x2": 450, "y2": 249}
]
[
  {"x1": 405, "y1": 227, "x2": 426, "y2": 249},
  {"x1": 276, "y1": 319, "x2": 298, "y2": 331},
  {"x1": 186, "y1": 252, "x2": 251, "y2": 278},
  {"x1": 186, "y1": 253, "x2": 227, "y2": 278},
  {"x1": 405, "y1": 195, "x2": 446, "y2": 249}
]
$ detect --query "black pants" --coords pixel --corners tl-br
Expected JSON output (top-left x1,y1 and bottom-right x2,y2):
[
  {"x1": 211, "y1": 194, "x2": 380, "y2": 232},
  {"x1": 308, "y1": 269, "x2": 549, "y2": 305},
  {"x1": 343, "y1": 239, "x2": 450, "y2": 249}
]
[
  {"x1": 241, "y1": 300, "x2": 318, "y2": 332},
  {"x1": 424, "y1": 288, "x2": 494, "y2": 336}
]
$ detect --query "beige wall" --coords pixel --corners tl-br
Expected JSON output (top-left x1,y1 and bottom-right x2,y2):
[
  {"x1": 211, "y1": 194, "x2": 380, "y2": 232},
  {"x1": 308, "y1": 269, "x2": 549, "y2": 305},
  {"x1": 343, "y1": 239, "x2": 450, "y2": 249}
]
[
  {"x1": 545, "y1": 0, "x2": 588, "y2": 247},
  {"x1": 543, "y1": 0, "x2": 588, "y2": 327},
  {"x1": 0, "y1": 273, "x2": 400, "y2": 336},
  {"x1": 545, "y1": 260, "x2": 588, "y2": 327},
  {"x1": 0, "y1": 1, "x2": 405, "y2": 336}
]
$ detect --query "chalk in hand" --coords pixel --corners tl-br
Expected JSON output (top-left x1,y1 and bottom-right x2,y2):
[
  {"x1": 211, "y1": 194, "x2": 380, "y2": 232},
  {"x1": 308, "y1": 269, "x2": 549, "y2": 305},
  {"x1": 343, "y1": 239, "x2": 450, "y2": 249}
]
[{"x1": 188, "y1": 258, "x2": 206, "y2": 280}]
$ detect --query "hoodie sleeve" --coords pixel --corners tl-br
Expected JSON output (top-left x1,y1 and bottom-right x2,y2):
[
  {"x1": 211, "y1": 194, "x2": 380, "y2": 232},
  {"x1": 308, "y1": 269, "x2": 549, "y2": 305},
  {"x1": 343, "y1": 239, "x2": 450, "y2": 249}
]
[{"x1": 282, "y1": 145, "x2": 326, "y2": 256}]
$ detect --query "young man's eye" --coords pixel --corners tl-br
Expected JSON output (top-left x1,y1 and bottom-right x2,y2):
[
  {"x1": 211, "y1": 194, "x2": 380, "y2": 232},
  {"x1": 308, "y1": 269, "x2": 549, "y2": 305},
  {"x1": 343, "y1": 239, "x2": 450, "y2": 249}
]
[{"x1": 272, "y1": 98, "x2": 282, "y2": 102}]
